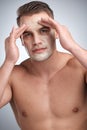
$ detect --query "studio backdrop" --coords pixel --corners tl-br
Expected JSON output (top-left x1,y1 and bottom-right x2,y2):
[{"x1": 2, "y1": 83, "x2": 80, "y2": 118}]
[{"x1": 0, "y1": 0, "x2": 87, "y2": 130}]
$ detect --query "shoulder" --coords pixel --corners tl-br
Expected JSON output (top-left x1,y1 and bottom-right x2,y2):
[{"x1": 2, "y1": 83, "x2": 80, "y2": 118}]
[
  {"x1": 14, "y1": 58, "x2": 31, "y2": 72},
  {"x1": 10, "y1": 58, "x2": 31, "y2": 81},
  {"x1": 59, "y1": 52, "x2": 87, "y2": 83},
  {"x1": 66, "y1": 54, "x2": 86, "y2": 72},
  {"x1": 60, "y1": 51, "x2": 86, "y2": 71}
]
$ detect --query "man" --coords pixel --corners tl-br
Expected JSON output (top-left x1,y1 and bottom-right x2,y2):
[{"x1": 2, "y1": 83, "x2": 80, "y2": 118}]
[{"x1": 0, "y1": 1, "x2": 87, "y2": 130}]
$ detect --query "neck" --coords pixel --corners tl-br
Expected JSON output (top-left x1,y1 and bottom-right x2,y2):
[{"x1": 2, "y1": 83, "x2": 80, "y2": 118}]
[{"x1": 29, "y1": 50, "x2": 63, "y2": 79}]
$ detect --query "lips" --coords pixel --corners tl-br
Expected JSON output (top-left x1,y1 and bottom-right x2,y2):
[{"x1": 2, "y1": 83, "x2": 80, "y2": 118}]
[{"x1": 32, "y1": 47, "x2": 47, "y2": 53}]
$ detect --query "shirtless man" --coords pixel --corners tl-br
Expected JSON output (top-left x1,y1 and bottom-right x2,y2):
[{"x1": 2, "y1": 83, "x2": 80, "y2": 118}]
[{"x1": 0, "y1": 1, "x2": 87, "y2": 130}]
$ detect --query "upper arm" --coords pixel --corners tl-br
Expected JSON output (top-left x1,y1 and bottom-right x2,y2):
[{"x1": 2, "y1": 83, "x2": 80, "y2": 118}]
[
  {"x1": 85, "y1": 70, "x2": 87, "y2": 84},
  {"x1": 0, "y1": 84, "x2": 12, "y2": 108}
]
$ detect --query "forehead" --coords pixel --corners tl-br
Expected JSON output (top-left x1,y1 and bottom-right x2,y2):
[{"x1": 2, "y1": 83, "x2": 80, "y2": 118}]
[{"x1": 19, "y1": 12, "x2": 49, "y2": 29}]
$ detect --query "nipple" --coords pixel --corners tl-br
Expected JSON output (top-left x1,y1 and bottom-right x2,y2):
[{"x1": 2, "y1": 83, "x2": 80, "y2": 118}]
[
  {"x1": 72, "y1": 107, "x2": 79, "y2": 113},
  {"x1": 22, "y1": 111, "x2": 28, "y2": 117}
]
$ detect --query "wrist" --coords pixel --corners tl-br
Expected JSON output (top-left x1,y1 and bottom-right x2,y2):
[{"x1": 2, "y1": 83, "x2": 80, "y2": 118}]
[
  {"x1": 3, "y1": 60, "x2": 15, "y2": 69},
  {"x1": 68, "y1": 41, "x2": 80, "y2": 53},
  {"x1": 5, "y1": 56, "x2": 17, "y2": 65}
]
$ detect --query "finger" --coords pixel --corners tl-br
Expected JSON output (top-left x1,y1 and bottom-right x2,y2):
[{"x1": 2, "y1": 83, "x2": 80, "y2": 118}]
[
  {"x1": 10, "y1": 26, "x2": 16, "y2": 36},
  {"x1": 15, "y1": 25, "x2": 28, "y2": 39},
  {"x1": 9, "y1": 26, "x2": 16, "y2": 43},
  {"x1": 41, "y1": 17, "x2": 62, "y2": 31},
  {"x1": 38, "y1": 18, "x2": 51, "y2": 28},
  {"x1": 10, "y1": 24, "x2": 28, "y2": 39}
]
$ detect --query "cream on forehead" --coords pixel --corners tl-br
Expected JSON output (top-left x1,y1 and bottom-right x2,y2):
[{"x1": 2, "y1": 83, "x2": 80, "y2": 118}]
[
  {"x1": 20, "y1": 12, "x2": 49, "y2": 27},
  {"x1": 20, "y1": 16, "x2": 42, "y2": 31},
  {"x1": 21, "y1": 15, "x2": 37, "y2": 23}
]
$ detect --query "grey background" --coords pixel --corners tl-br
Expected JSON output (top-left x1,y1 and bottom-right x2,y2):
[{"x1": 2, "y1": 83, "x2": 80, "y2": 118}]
[{"x1": 0, "y1": 0, "x2": 87, "y2": 130}]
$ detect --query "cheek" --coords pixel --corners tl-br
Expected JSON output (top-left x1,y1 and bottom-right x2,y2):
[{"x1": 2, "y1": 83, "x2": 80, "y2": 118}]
[
  {"x1": 43, "y1": 32, "x2": 55, "y2": 44},
  {"x1": 49, "y1": 37, "x2": 56, "y2": 51},
  {"x1": 24, "y1": 43, "x2": 32, "y2": 52},
  {"x1": 23, "y1": 38, "x2": 33, "y2": 46},
  {"x1": 48, "y1": 33, "x2": 56, "y2": 46}
]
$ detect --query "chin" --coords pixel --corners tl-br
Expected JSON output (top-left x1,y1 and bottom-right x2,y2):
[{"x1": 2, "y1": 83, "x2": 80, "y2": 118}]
[{"x1": 30, "y1": 52, "x2": 52, "y2": 62}]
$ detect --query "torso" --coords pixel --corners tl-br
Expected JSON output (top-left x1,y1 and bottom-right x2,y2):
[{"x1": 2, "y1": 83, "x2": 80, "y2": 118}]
[{"x1": 10, "y1": 52, "x2": 87, "y2": 130}]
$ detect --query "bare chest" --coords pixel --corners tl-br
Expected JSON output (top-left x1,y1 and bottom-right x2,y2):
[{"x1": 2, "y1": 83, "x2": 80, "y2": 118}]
[{"x1": 11, "y1": 69, "x2": 87, "y2": 120}]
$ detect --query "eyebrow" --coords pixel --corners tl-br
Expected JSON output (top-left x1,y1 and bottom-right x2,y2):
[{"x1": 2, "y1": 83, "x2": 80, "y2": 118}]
[
  {"x1": 22, "y1": 31, "x2": 31, "y2": 35},
  {"x1": 41, "y1": 25, "x2": 50, "y2": 29},
  {"x1": 39, "y1": 26, "x2": 50, "y2": 30},
  {"x1": 22, "y1": 26, "x2": 50, "y2": 34}
]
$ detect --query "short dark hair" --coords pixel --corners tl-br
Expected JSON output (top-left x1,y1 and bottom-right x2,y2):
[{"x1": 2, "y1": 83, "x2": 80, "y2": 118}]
[{"x1": 17, "y1": 1, "x2": 54, "y2": 26}]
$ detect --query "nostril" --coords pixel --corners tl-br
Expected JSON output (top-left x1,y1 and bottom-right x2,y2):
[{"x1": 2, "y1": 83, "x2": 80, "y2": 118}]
[
  {"x1": 33, "y1": 41, "x2": 42, "y2": 46},
  {"x1": 33, "y1": 34, "x2": 41, "y2": 45}
]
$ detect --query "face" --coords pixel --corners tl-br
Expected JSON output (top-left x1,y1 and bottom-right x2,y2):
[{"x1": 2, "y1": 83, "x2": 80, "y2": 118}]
[{"x1": 20, "y1": 12, "x2": 56, "y2": 62}]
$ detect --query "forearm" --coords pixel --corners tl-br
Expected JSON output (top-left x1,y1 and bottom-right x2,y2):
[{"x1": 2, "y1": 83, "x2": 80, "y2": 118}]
[
  {"x1": 0, "y1": 25, "x2": 27, "y2": 102},
  {"x1": 69, "y1": 43, "x2": 87, "y2": 68},
  {"x1": 0, "y1": 60, "x2": 14, "y2": 100}
]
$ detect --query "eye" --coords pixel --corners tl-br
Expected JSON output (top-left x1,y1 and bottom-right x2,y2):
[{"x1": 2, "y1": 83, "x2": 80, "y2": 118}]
[
  {"x1": 23, "y1": 31, "x2": 32, "y2": 39},
  {"x1": 40, "y1": 27, "x2": 50, "y2": 34}
]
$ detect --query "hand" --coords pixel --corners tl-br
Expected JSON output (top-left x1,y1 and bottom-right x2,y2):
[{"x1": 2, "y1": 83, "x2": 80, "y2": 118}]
[
  {"x1": 5, "y1": 24, "x2": 27, "y2": 64},
  {"x1": 39, "y1": 17, "x2": 76, "y2": 52}
]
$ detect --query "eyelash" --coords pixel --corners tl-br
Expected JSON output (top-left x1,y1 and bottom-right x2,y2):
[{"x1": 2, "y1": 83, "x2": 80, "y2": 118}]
[
  {"x1": 41, "y1": 28, "x2": 50, "y2": 33},
  {"x1": 23, "y1": 27, "x2": 50, "y2": 38},
  {"x1": 23, "y1": 33, "x2": 32, "y2": 38}
]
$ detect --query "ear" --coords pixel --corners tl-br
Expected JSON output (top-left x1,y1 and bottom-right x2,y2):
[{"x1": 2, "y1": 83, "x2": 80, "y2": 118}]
[
  {"x1": 20, "y1": 36, "x2": 24, "y2": 46},
  {"x1": 55, "y1": 30, "x2": 59, "y2": 39}
]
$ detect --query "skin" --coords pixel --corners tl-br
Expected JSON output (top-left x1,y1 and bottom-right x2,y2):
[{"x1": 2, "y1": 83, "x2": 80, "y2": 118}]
[{"x1": 0, "y1": 12, "x2": 87, "y2": 130}]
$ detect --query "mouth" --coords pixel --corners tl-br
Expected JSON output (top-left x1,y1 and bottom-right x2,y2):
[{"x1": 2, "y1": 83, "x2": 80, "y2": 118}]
[{"x1": 32, "y1": 47, "x2": 47, "y2": 53}]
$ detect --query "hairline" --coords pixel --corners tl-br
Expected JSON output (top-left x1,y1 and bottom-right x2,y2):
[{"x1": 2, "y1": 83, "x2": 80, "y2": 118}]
[{"x1": 17, "y1": 11, "x2": 54, "y2": 26}]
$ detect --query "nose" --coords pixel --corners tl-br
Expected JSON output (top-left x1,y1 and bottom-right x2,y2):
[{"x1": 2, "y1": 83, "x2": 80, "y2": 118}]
[{"x1": 33, "y1": 33, "x2": 41, "y2": 46}]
